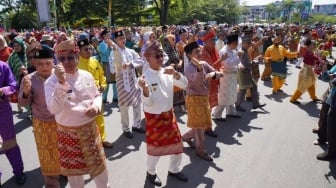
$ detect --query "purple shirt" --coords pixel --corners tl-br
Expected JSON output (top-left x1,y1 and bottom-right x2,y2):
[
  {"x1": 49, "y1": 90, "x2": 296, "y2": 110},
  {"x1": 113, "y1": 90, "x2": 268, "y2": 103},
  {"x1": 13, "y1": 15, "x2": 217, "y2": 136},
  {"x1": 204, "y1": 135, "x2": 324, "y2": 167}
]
[
  {"x1": 18, "y1": 72, "x2": 55, "y2": 122},
  {"x1": 184, "y1": 60, "x2": 215, "y2": 96}
]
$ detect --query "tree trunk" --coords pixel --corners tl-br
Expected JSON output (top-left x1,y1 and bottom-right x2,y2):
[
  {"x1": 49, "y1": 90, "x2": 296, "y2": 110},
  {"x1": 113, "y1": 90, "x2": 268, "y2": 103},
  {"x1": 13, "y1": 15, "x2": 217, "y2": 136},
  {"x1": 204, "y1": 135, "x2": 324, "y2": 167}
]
[{"x1": 160, "y1": 0, "x2": 170, "y2": 26}]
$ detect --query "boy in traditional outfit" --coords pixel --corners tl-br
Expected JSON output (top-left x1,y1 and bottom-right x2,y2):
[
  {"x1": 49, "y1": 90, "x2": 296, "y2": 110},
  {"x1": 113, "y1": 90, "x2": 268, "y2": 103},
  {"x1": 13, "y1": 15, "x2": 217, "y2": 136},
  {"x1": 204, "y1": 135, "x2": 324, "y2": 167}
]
[{"x1": 138, "y1": 40, "x2": 188, "y2": 186}]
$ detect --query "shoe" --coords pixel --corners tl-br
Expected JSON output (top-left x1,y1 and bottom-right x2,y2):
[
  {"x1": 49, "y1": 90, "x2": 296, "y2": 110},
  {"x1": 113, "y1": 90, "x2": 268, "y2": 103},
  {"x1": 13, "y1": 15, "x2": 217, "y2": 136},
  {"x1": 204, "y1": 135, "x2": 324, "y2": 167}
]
[
  {"x1": 205, "y1": 130, "x2": 218, "y2": 138},
  {"x1": 212, "y1": 117, "x2": 226, "y2": 122},
  {"x1": 182, "y1": 138, "x2": 195, "y2": 148},
  {"x1": 112, "y1": 98, "x2": 118, "y2": 102},
  {"x1": 262, "y1": 77, "x2": 271, "y2": 81},
  {"x1": 317, "y1": 151, "x2": 336, "y2": 161},
  {"x1": 312, "y1": 99, "x2": 322, "y2": 103},
  {"x1": 15, "y1": 173, "x2": 26, "y2": 185},
  {"x1": 290, "y1": 100, "x2": 301, "y2": 105},
  {"x1": 102, "y1": 141, "x2": 114, "y2": 148},
  {"x1": 226, "y1": 114, "x2": 241, "y2": 118},
  {"x1": 253, "y1": 103, "x2": 266, "y2": 109},
  {"x1": 236, "y1": 106, "x2": 246, "y2": 112},
  {"x1": 123, "y1": 131, "x2": 134, "y2": 139},
  {"x1": 196, "y1": 152, "x2": 213, "y2": 161},
  {"x1": 312, "y1": 128, "x2": 319, "y2": 134},
  {"x1": 313, "y1": 140, "x2": 327, "y2": 145},
  {"x1": 132, "y1": 127, "x2": 146, "y2": 134},
  {"x1": 168, "y1": 171, "x2": 188, "y2": 182},
  {"x1": 277, "y1": 89, "x2": 284, "y2": 93},
  {"x1": 146, "y1": 172, "x2": 162, "y2": 186}
]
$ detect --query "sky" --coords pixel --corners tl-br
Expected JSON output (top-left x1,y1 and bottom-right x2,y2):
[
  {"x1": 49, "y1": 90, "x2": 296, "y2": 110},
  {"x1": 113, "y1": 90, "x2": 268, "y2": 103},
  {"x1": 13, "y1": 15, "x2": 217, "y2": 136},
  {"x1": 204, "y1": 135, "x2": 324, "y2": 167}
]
[{"x1": 242, "y1": 0, "x2": 336, "y2": 6}]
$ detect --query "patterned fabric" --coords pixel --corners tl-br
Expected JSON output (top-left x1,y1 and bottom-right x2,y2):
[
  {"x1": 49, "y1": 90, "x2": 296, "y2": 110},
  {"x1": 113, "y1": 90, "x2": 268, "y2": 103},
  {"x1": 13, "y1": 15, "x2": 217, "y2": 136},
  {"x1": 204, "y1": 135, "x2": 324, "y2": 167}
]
[
  {"x1": 237, "y1": 71, "x2": 254, "y2": 90},
  {"x1": 271, "y1": 61, "x2": 287, "y2": 79},
  {"x1": 251, "y1": 61, "x2": 260, "y2": 80},
  {"x1": 185, "y1": 95, "x2": 212, "y2": 129},
  {"x1": 57, "y1": 121, "x2": 106, "y2": 178},
  {"x1": 102, "y1": 62, "x2": 116, "y2": 83},
  {"x1": 297, "y1": 64, "x2": 316, "y2": 93},
  {"x1": 32, "y1": 118, "x2": 60, "y2": 175},
  {"x1": 145, "y1": 110, "x2": 183, "y2": 156}
]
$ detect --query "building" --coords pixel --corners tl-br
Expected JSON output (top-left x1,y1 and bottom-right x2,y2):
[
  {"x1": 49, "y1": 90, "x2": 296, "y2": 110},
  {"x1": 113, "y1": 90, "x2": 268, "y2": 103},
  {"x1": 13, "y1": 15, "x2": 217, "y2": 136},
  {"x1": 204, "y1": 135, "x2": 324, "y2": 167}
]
[{"x1": 313, "y1": 4, "x2": 336, "y2": 15}]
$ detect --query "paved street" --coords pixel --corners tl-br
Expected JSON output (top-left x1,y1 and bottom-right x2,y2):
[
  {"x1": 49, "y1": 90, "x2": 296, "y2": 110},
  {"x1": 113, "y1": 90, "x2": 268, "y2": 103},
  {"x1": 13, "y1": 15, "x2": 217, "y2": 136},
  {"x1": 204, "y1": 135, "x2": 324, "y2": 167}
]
[{"x1": 1, "y1": 58, "x2": 335, "y2": 188}]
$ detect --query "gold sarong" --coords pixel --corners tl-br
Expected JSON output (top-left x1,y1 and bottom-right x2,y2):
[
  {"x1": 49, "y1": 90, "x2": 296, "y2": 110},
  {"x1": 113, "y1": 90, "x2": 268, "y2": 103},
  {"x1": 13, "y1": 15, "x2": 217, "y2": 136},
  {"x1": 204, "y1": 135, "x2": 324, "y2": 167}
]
[
  {"x1": 32, "y1": 117, "x2": 61, "y2": 175},
  {"x1": 186, "y1": 95, "x2": 212, "y2": 129}
]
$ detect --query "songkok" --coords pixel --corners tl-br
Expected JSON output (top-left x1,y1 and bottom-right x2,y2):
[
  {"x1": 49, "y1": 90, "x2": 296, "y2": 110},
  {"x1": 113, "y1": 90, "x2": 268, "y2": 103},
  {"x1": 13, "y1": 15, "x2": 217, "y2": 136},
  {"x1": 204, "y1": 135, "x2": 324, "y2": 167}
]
[
  {"x1": 100, "y1": 28, "x2": 109, "y2": 37},
  {"x1": 55, "y1": 39, "x2": 80, "y2": 55},
  {"x1": 78, "y1": 32, "x2": 89, "y2": 41},
  {"x1": 34, "y1": 47, "x2": 54, "y2": 59},
  {"x1": 77, "y1": 38, "x2": 90, "y2": 48},
  {"x1": 227, "y1": 33, "x2": 239, "y2": 43},
  {"x1": 179, "y1": 28, "x2": 188, "y2": 35},
  {"x1": 114, "y1": 30, "x2": 125, "y2": 38},
  {"x1": 144, "y1": 40, "x2": 163, "y2": 58},
  {"x1": 202, "y1": 30, "x2": 216, "y2": 42},
  {"x1": 40, "y1": 34, "x2": 53, "y2": 42},
  {"x1": 184, "y1": 41, "x2": 199, "y2": 54}
]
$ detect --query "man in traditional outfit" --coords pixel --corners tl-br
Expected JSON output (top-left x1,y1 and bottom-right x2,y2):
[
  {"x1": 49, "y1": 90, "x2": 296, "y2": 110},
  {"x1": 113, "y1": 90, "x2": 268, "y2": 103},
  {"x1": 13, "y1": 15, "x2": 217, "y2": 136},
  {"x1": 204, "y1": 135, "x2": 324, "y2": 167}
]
[
  {"x1": 264, "y1": 36, "x2": 298, "y2": 94},
  {"x1": 112, "y1": 30, "x2": 145, "y2": 138},
  {"x1": 18, "y1": 47, "x2": 61, "y2": 187},
  {"x1": 235, "y1": 36, "x2": 266, "y2": 112},
  {"x1": 77, "y1": 37, "x2": 114, "y2": 148},
  {"x1": 98, "y1": 28, "x2": 118, "y2": 103},
  {"x1": 182, "y1": 41, "x2": 223, "y2": 161},
  {"x1": 176, "y1": 27, "x2": 188, "y2": 61},
  {"x1": 0, "y1": 61, "x2": 26, "y2": 185},
  {"x1": 214, "y1": 33, "x2": 242, "y2": 120},
  {"x1": 138, "y1": 40, "x2": 188, "y2": 186},
  {"x1": 44, "y1": 40, "x2": 110, "y2": 188},
  {"x1": 200, "y1": 28, "x2": 226, "y2": 137}
]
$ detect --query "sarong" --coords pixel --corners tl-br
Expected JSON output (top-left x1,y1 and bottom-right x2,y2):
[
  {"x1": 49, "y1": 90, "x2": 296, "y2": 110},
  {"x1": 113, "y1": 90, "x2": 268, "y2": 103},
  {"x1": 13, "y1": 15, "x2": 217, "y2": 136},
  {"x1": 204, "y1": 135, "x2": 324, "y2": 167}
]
[
  {"x1": 297, "y1": 64, "x2": 316, "y2": 93},
  {"x1": 186, "y1": 95, "x2": 212, "y2": 129},
  {"x1": 32, "y1": 118, "x2": 60, "y2": 175},
  {"x1": 102, "y1": 62, "x2": 116, "y2": 83},
  {"x1": 57, "y1": 121, "x2": 106, "y2": 178},
  {"x1": 271, "y1": 61, "x2": 287, "y2": 79},
  {"x1": 251, "y1": 61, "x2": 260, "y2": 80},
  {"x1": 237, "y1": 71, "x2": 253, "y2": 89},
  {"x1": 209, "y1": 80, "x2": 219, "y2": 108},
  {"x1": 145, "y1": 110, "x2": 183, "y2": 156}
]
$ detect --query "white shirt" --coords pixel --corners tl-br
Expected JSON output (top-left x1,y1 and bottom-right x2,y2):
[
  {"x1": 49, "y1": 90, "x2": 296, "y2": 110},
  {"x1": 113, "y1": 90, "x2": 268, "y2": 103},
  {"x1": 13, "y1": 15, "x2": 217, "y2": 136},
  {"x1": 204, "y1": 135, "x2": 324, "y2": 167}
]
[
  {"x1": 215, "y1": 39, "x2": 225, "y2": 54},
  {"x1": 219, "y1": 46, "x2": 240, "y2": 72},
  {"x1": 44, "y1": 70, "x2": 102, "y2": 127},
  {"x1": 141, "y1": 68, "x2": 188, "y2": 114}
]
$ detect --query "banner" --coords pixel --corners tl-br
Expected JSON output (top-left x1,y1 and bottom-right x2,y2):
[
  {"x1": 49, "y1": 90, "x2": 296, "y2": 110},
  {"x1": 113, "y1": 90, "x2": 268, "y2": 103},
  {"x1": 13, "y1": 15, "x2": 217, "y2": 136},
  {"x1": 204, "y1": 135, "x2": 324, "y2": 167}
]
[{"x1": 36, "y1": 0, "x2": 51, "y2": 22}]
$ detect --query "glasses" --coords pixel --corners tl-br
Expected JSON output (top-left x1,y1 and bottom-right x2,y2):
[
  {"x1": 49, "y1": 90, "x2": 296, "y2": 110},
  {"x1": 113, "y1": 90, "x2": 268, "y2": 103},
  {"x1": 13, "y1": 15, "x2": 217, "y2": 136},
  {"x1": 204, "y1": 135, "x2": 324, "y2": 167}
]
[
  {"x1": 58, "y1": 55, "x2": 75, "y2": 63},
  {"x1": 153, "y1": 54, "x2": 164, "y2": 59}
]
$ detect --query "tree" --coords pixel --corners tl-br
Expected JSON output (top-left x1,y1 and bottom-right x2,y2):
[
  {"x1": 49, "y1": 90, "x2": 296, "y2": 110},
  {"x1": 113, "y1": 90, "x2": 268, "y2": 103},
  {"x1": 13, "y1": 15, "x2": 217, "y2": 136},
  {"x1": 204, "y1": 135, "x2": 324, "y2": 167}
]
[
  {"x1": 265, "y1": 3, "x2": 277, "y2": 21},
  {"x1": 282, "y1": 0, "x2": 295, "y2": 23},
  {"x1": 152, "y1": 0, "x2": 171, "y2": 25}
]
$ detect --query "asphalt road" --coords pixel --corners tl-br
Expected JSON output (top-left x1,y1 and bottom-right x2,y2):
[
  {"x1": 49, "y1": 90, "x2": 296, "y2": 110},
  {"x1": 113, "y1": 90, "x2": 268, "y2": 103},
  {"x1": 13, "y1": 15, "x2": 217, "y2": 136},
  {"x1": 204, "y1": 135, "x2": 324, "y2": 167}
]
[{"x1": 1, "y1": 54, "x2": 335, "y2": 188}]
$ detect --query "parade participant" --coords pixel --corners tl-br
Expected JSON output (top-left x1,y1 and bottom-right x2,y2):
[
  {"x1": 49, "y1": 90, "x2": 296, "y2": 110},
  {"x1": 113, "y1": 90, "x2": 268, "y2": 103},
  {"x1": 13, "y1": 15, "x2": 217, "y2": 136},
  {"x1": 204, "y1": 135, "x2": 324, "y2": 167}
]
[
  {"x1": 40, "y1": 34, "x2": 54, "y2": 49},
  {"x1": 317, "y1": 70, "x2": 336, "y2": 161},
  {"x1": 215, "y1": 31, "x2": 225, "y2": 53},
  {"x1": 261, "y1": 29, "x2": 274, "y2": 81},
  {"x1": 264, "y1": 36, "x2": 298, "y2": 94},
  {"x1": 7, "y1": 38, "x2": 28, "y2": 113},
  {"x1": 200, "y1": 28, "x2": 226, "y2": 137},
  {"x1": 236, "y1": 36, "x2": 266, "y2": 111},
  {"x1": 176, "y1": 28, "x2": 188, "y2": 61},
  {"x1": 0, "y1": 34, "x2": 13, "y2": 62},
  {"x1": 214, "y1": 33, "x2": 241, "y2": 119},
  {"x1": 77, "y1": 38, "x2": 114, "y2": 148},
  {"x1": 112, "y1": 30, "x2": 145, "y2": 138},
  {"x1": 182, "y1": 41, "x2": 223, "y2": 161},
  {"x1": 98, "y1": 28, "x2": 117, "y2": 103},
  {"x1": 44, "y1": 40, "x2": 110, "y2": 188},
  {"x1": 0, "y1": 61, "x2": 26, "y2": 185},
  {"x1": 18, "y1": 47, "x2": 61, "y2": 187},
  {"x1": 139, "y1": 40, "x2": 188, "y2": 186},
  {"x1": 290, "y1": 39, "x2": 321, "y2": 104}
]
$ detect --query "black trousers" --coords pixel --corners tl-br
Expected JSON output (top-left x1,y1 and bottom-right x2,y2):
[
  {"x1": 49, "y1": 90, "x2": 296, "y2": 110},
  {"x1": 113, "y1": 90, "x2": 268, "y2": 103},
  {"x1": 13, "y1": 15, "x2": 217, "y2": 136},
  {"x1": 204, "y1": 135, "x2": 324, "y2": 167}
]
[
  {"x1": 317, "y1": 102, "x2": 330, "y2": 143},
  {"x1": 327, "y1": 107, "x2": 336, "y2": 154}
]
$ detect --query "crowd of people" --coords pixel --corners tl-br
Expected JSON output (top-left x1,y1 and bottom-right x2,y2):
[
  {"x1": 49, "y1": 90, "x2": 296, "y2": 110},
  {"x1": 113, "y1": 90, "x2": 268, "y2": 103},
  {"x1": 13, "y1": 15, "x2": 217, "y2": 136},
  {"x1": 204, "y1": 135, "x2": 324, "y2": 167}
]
[{"x1": 0, "y1": 22, "x2": 336, "y2": 187}]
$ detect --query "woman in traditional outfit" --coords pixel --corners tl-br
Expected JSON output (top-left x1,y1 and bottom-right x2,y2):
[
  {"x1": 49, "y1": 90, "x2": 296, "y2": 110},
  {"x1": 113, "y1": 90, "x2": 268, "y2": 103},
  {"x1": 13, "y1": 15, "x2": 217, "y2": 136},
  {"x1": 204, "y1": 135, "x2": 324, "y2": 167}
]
[{"x1": 0, "y1": 34, "x2": 13, "y2": 62}]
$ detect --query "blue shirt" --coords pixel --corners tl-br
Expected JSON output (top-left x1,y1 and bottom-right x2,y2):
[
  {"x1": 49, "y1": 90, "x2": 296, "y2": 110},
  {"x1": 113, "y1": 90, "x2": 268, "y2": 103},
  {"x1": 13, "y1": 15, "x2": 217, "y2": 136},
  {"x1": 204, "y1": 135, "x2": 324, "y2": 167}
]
[{"x1": 98, "y1": 41, "x2": 112, "y2": 63}]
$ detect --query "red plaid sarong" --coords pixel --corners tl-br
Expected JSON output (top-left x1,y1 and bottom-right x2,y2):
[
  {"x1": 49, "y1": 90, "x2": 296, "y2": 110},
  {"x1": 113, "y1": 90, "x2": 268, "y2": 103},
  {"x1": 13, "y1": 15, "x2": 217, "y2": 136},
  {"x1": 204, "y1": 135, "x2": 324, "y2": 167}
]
[{"x1": 145, "y1": 110, "x2": 183, "y2": 156}]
